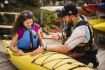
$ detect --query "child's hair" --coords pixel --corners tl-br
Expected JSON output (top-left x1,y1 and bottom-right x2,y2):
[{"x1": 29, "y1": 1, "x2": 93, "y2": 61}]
[{"x1": 13, "y1": 10, "x2": 34, "y2": 34}]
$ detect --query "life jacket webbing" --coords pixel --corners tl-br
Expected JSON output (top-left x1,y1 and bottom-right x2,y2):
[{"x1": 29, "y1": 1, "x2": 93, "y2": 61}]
[
  {"x1": 69, "y1": 16, "x2": 94, "y2": 53},
  {"x1": 29, "y1": 30, "x2": 33, "y2": 49}
]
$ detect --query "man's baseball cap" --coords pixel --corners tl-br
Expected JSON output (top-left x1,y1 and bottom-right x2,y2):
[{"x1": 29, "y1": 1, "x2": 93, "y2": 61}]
[{"x1": 56, "y1": 3, "x2": 78, "y2": 17}]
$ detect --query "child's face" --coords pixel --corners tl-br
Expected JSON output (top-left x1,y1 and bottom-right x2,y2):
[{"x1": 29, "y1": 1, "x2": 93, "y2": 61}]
[{"x1": 23, "y1": 19, "x2": 33, "y2": 29}]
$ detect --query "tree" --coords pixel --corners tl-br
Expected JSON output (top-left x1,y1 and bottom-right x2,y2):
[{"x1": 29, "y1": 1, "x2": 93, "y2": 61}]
[{"x1": 15, "y1": 0, "x2": 40, "y2": 7}]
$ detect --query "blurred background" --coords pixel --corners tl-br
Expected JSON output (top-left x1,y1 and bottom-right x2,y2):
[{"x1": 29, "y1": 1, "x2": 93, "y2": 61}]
[
  {"x1": 0, "y1": 1, "x2": 105, "y2": 70},
  {"x1": 0, "y1": 0, "x2": 105, "y2": 38}
]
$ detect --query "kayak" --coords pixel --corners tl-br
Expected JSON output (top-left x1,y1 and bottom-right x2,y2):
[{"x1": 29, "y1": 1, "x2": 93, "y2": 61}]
[
  {"x1": 93, "y1": 22, "x2": 105, "y2": 32},
  {"x1": 84, "y1": 4, "x2": 105, "y2": 13},
  {"x1": 2, "y1": 40, "x2": 94, "y2": 70},
  {"x1": 78, "y1": 4, "x2": 105, "y2": 16},
  {"x1": 98, "y1": 3, "x2": 105, "y2": 9},
  {"x1": 89, "y1": 19, "x2": 105, "y2": 26}
]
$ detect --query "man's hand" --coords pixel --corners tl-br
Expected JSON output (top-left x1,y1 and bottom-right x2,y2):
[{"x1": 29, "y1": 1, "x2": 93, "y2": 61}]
[
  {"x1": 52, "y1": 34, "x2": 60, "y2": 40},
  {"x1": 30, "y1": 47, "x2": 44, "y2": 57}
]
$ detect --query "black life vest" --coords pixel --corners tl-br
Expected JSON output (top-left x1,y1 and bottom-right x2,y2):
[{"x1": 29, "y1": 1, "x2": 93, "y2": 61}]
[
  {"x1": 71, "y1": 21, "x2": 93, "y2": 53},
  {"x1": 64, "y1": 16, "x2": 94, "y2": 53}
]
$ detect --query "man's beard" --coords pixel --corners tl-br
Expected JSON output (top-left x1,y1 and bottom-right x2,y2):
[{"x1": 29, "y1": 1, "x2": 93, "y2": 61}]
[{"x1": 68, "y1": 19, "x2": 73, "y2": 25}]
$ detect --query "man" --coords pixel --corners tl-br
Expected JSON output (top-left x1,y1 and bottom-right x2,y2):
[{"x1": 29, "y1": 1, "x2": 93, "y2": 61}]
[{"x1": 32, "y1": 3, "x2": 98, "y2": 68}]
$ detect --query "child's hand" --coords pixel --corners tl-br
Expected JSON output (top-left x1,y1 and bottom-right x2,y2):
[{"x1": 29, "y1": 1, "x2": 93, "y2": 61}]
[
  {"x1": 17, "y1": 49, "x2": 25, "y2": 56},
  {"x1": 30, "y1": 47, "x2": 44, "y2": 57}
]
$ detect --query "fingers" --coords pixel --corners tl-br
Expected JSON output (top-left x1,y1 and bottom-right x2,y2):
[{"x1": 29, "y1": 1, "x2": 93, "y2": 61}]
[
  {"x1": 17, "y1": 50, "x2": 24, "y2": 56},
  {"x1": 14, "y1": 47, "x2": 45, "y2": 57},
  {"x1": 30, "y1": 51, "x2": 36, "y2": 57},
  {"x1": 30, "y1": 47, "x2": 44, "y2": 57},
  {"x1": 52, "y1": 35, "x2": 59, "y2": 40}
]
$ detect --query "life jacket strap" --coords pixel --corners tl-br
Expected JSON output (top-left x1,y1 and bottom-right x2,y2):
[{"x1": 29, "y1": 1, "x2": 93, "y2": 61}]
[{"x1": 29, "y1": 30, "x2": 33, "y2": 49}]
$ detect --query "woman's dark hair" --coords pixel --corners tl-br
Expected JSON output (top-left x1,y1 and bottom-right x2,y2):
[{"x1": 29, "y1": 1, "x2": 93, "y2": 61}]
[{"x1": 13, "y1": 10, "x2": 34, "y2": 34}]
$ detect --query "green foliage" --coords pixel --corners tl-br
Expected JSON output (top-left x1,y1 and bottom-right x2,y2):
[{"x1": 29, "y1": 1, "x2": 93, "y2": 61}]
[
  {"x1": 42, "y1": 10, "x2": 60, "y2": 34},
  {"x1": 20, "y1": 0, "x2": 40, "y2": 7},
  {"x1": 0, "y1": 0, "x2": 60, "y2": 34},
  {"x1": 43, "y1": 11, "x2": 56, "y2": 25}
]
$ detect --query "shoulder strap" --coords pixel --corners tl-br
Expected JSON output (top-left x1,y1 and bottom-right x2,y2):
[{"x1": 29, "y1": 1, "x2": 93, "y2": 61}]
[
  {"x1": 73, "y1": 15, "x2": 94, "y2": 51},
  {"x1": 74, "y1": 15, "x2": 89, "y2": 29},
  {"x1": 84, "y1": 22, "x2": 94, "y2": 50},
  {"x1": 29, "y1": 23, "x2": 38, "y2": 49},
  {"x1": 76, "y1": 20, "x2": 94, "y2": 51},
  {"x1": 75, "y1": 15, "x2": 93, "y2": 40},
  {"x1": 29, "y1": 30, "x2": 33, "y2": 49}
]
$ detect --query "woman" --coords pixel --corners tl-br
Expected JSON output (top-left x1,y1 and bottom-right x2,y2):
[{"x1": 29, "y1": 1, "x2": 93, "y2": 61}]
[{"x1": 10, "y1": 10, "x2": 45, "y2": 56}]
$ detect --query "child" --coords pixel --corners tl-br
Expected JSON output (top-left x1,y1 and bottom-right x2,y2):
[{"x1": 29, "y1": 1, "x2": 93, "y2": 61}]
[{"x1": 10, "y1": 10, "x2": 44, "y2": 56}]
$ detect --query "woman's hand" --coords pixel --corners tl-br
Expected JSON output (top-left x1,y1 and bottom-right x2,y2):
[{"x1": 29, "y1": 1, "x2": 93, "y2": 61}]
[
  {"x1": 10, "y1": 46, "x2": 24, "y2": 56},
  {"x1": 30, "y1": 47, "x2": 44, "y2": 57},
  {"x1": 16, "y1": 49, "x2": 25, "y2": 56}
]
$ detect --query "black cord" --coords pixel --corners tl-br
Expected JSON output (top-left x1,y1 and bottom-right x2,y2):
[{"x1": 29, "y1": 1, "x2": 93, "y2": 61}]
[
  {"x1": 32, "y1": 52, "x2": 58, "y2": 63},
  {"x1": 52, "y1": 58, "x2": 69, "y2": 70},
  {"x1": 44, "y1": 58, "x2": 69, "y2": 67},
  {"x1": 68, "y1": 65, "x2": 87, "y2": 70},
  {"x1": 41, "y1": 53, "x2": 57, "y2": 66},
  {"x1": 32, "y1": 52, "x2": 92, "y2": 70}
]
